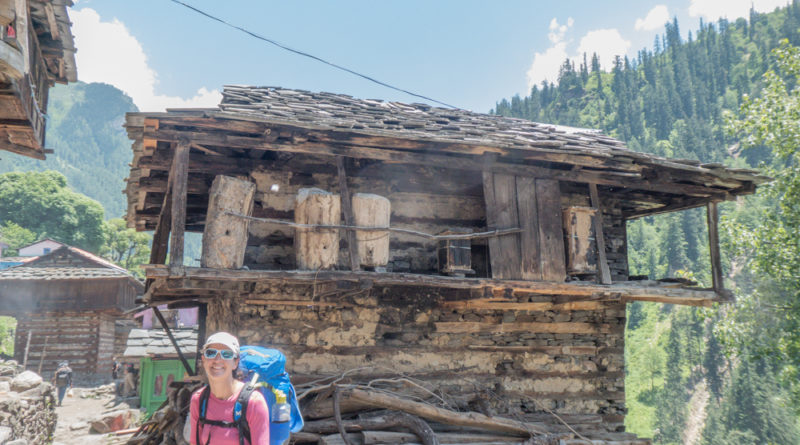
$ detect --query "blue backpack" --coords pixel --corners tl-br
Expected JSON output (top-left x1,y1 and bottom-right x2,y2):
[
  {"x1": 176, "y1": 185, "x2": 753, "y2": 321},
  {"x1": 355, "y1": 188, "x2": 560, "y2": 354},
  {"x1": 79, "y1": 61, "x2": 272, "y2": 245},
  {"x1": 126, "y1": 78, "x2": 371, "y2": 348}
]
[{"x1": 196, "y1": 346, "x2": 303, "y2": 445}]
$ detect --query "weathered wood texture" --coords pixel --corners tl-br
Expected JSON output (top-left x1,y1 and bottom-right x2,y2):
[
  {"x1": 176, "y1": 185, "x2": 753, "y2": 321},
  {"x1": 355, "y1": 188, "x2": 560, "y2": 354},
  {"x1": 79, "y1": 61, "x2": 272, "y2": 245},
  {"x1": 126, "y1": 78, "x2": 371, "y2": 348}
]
[
  {"x1": 204, "y1": 284, "x2": 627, "y2": 432},
  {"x1": 13, "y1": 311, "x2": 116, "y2": 376},
  {"x1": 294, "y1": 188, "x2": 341, "y2": 270},
  {"x1": 352, "y1": 193, "x2": 391, "y2": 267},
  {"x1": 482, "y1": 173, "x2": 566, "y2": 281},
  {"x1": 169, "y1": 141, "x2": 191, "y2": 268},
  {"x1": 563, "y1": 207, "x2": 597, "y2": 275},
  {"x1": 201, "y1": 175, "x2": 256, "y2": 269}
]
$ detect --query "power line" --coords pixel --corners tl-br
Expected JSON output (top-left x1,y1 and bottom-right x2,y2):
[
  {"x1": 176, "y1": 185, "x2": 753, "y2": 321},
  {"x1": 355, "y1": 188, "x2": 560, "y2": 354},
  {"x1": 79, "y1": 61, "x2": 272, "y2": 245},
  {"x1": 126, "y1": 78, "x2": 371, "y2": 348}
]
[{"x1": 168, "y1": 0, "x2": 461, "y2": 109}]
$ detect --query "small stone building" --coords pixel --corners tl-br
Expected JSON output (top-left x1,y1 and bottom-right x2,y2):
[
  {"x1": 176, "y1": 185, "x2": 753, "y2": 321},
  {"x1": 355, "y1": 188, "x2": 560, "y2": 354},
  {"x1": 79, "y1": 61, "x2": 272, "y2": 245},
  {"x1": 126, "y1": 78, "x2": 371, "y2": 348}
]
[
  {"x1": 123, "y1": 86, "x2": 767, "y2": 443},
  {"x1": 0, "y1": 245, "x2": 142, "y2": 375}
]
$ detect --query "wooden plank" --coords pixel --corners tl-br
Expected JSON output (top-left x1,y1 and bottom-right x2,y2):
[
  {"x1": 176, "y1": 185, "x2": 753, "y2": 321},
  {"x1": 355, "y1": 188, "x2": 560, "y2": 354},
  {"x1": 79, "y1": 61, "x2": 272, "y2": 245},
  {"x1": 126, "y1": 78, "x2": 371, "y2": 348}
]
[
  {"x1": 515, "y1": 176, "x2": 541, "y2": 280},
  {"x1": 337, "y1": 156, "x2": 360, "y2": 271},
  {"x1": 482, "y1": 172, "x2": 521, "y2": 279},
  {"x1": 201, "y1": 176, "x2": 255, "y2": 269},
  {"x1": 434, "y1": 321, "x2": 616, "y2": 335},
  {"x1": 535, "y1": 179, "x2": 566, "y2": 282},
  {"x1": 168, "y1": 140, "x2": 191, "y2": 269},
  {"x1": 589, "y1": 184, "x2": 612, "y2": 284},
  {"x1": 707, "y1": 202, "x2": 723, "y2": 293}
]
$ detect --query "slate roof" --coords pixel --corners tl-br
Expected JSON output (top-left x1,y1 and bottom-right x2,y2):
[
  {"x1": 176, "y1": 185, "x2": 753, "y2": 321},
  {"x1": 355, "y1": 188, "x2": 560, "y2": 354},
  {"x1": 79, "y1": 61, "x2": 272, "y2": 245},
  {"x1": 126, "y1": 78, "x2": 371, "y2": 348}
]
[
  {"x1": 0, "y1": 266, "x2": 132, "y2": 280},
  {"x1": 123, "y1": 328, "x2": 198, "y2": 358},
  {"x1": 215, "y1": 85, "x2": 767, "y2": 183}
]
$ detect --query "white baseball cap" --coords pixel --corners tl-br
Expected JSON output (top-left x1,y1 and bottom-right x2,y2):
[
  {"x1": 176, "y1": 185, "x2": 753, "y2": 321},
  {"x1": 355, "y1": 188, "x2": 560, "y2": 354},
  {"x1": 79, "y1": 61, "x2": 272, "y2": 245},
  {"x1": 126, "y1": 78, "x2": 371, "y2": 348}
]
[{"x1": 203, "y1": 332, "x2": 240, "y2": 355}]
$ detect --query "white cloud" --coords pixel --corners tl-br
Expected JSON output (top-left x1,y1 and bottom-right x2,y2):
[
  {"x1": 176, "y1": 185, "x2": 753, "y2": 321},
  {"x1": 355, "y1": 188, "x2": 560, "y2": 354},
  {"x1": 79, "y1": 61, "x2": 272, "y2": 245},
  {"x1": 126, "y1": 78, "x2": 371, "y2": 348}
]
[
  {"x1": 576, "y1": 29, "x2": 631, "y2": 71},
  {"x1": 635, "y1": 5, "x2": 670, "y2": 31},
  {"x1": 526, "y1": 18, "x2": 630, "y2": 92},
  {"x1": 689, "y1": 0, "x2": 789, "y2": 21},
  {"x1": 526, "y1": 18, "x2": 573, "y2": 90},
  {"x1": 70, "y1": 8, "x2": 221, "y2": 112}
]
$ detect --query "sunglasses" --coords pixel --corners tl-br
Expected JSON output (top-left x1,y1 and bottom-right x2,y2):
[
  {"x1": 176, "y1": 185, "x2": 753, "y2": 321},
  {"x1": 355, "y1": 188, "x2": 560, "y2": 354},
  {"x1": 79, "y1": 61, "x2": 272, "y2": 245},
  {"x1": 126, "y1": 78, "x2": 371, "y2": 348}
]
[{"x1": 203, "y1": 348, "x2": 236, "y2": 360}]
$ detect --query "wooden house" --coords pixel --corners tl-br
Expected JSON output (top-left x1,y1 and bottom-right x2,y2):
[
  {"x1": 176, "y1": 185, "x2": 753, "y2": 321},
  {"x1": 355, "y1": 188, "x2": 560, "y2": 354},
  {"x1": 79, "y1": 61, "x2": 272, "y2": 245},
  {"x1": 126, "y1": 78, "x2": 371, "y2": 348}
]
[
  {"x1": 123, "y1": 86, "x2": 767, "y2": 443},
  {"x1": 0, "y1": 245, "x2": 142, "y2": 375},
  {"x1": 0, "y1": 0, "x2": 76, "y2": 159}
]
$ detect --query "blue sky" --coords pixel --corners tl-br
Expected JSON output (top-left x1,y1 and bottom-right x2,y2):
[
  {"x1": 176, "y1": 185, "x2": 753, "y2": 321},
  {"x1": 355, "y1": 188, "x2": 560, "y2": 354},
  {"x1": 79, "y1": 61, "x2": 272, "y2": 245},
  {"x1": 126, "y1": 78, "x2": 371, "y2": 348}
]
[{"x1": 70, "y1": 0, "x2": 790, "y2": 113}]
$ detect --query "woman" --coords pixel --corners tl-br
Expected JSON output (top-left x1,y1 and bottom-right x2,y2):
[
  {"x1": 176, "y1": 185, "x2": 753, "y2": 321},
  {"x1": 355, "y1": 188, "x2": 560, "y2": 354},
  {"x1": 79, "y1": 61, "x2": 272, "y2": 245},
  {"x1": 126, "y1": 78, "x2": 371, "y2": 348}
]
[{"x1": 190, "y1": 332, "x2": 270, "y2": 445}]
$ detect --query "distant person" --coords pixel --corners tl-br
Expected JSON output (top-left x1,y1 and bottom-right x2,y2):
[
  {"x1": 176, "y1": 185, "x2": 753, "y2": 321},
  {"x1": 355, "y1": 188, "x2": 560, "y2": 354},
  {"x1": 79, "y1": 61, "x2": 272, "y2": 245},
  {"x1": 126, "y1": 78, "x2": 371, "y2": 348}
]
[
  {"x1": 52, "y1": 361, "x2": 72, "y2": 406},
  {"x1": 123, "y1": 364, "x2": 137, "y2": 397},
  {"x1": 112, "y1": 359, "x2": 121, "y2": 380}
]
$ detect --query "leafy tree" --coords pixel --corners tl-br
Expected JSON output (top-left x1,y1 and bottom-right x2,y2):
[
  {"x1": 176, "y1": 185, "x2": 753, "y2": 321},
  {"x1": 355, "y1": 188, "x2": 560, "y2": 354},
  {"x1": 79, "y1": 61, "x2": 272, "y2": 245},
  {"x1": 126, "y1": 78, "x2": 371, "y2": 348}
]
[
  {"x1": 724, "y1": 40, "x2": 800, "y2": 402},
  {"x1": 0, "y1": 222, "x2": 36, "y2": 256},
  {"x1": 100, "y1": 218, "x2": 151, "y2": 277},
  {"x1": 0, "y1": 171, "x2": 105, "y2": 252}
]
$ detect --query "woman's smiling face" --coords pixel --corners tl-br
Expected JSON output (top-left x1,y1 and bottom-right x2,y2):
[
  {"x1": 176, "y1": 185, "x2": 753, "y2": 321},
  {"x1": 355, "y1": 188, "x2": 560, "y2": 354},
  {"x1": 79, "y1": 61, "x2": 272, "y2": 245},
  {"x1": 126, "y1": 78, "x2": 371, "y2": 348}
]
[{"x1": 201, "y1": 342, "x2": 238, "y2": 380}]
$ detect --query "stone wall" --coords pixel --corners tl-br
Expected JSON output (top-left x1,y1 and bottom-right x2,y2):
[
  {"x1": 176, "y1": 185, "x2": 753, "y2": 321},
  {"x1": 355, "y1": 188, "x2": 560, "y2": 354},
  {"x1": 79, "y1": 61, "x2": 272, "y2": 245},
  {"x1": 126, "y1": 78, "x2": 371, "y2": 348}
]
[
  {"x1": 210, "y1": 284, "x2": 627, "y2": 432},
  {"x1": 0, "y1": 360, "x2": 57, "y2": 444}
]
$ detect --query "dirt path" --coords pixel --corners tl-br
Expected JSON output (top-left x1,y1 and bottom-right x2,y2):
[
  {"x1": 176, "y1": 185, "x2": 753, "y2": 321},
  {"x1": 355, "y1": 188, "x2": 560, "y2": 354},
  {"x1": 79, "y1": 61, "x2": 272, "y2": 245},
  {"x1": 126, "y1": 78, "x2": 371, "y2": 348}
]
[{"x1": 52, "y1": 387, "x2": 135, "y2": 445}]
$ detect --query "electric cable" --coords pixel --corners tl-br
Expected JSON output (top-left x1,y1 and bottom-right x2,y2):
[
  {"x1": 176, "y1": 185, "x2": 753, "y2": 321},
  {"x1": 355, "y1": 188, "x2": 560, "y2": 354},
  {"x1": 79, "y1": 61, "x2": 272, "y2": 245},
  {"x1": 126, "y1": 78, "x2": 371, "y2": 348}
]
[{"x1": 168, "y1": 0, "x2": 461, "y2": 109}]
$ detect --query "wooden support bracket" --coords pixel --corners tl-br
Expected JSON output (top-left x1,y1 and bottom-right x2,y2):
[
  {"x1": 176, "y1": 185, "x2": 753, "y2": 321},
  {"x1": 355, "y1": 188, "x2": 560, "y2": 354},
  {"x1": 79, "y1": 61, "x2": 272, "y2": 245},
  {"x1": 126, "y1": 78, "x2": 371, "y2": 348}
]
[
  {"x1": 336, "y1": 156, "x2": 360, "y2": 271},
  {"x1": 589, "y1": 184, "x2": 612, "y2": 284}
]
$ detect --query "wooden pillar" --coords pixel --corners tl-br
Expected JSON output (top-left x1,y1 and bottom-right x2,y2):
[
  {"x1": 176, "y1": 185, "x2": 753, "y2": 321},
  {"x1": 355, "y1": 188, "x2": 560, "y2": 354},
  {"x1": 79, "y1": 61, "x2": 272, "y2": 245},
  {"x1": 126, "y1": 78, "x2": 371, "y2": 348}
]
[
  {"x1": 195, "y1": 303, "x2": 207, "y2": 372},
  {"x1": 336, "y1": 156, "x2": 360, "y2": 271},
  {"x1": 352, "y1": 193, "x2": 390, "y2": 268},
  {"x1": 201, "y1": 175, "x2": 256, "y2": 269},
  {"x1": 707, "y1": 202, "x2": 723, "y2": 292},
  {"x1": 589, "y1": 184, "x2": 612, "y2": 284},
  {"x1": 168, "y1": 139, "x2": 191, "y2": 271},
  {"x1": 295, "y1": 188, "x2": 341, "y2": 270}
]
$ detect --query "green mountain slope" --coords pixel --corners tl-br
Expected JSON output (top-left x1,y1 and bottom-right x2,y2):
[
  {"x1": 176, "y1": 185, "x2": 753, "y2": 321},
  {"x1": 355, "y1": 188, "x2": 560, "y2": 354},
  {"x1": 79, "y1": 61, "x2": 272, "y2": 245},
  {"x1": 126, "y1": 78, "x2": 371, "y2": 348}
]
[
  {"x1": 493, "y1": 2, "x2": 800, "y2": 443},
  {"x1": 0, "y1": 81, "x2": 138, "y2": 219}
]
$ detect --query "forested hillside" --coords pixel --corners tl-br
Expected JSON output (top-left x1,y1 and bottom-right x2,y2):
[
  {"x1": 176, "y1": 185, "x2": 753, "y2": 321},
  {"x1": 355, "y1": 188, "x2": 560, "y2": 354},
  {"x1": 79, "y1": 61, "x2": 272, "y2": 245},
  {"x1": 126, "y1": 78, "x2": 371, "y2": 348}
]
[
  {"x1": 0, "y1": 81, "x2": 137, "y2": 219},
  {"x1": 494, "y1": 3, "x2": 800, "y2": 443}
]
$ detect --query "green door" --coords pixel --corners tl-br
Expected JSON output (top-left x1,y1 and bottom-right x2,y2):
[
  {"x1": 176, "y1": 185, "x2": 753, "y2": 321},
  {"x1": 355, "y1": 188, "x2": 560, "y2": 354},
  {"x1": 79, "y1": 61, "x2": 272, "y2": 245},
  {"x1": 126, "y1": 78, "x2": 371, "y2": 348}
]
[{"x1": 140, "y1": 358, "x2": 195, "y2": 416}]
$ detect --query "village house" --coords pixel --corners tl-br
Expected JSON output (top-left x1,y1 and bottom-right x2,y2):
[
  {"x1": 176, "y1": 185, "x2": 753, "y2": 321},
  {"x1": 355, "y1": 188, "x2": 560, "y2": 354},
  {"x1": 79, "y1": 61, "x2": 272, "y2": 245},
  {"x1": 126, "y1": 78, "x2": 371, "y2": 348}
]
[
  {"x1": 0, "y1": 244, "x2": 142, "y2": 376},
  {"x1": 0, "y1": 0, "x2": 76, "y2": 159},
  {"x1": 123, "y1": 86, "x2": 767, "y2": 443}
]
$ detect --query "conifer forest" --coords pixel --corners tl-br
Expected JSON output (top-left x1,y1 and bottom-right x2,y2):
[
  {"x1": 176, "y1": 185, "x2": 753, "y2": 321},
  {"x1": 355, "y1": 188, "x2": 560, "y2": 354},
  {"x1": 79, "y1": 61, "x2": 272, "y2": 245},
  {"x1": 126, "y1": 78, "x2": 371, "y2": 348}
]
[{"x1": 2, "y1": 2, "x2": 800, "y2": 443}]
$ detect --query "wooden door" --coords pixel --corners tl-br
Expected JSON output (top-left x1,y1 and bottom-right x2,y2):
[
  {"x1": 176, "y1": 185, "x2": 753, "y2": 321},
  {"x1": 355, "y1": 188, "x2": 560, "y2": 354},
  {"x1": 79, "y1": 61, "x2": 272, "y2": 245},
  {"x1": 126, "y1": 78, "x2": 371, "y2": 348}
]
[{"x1": 482, "y1": 173, "x2": 566, "y2": 281}]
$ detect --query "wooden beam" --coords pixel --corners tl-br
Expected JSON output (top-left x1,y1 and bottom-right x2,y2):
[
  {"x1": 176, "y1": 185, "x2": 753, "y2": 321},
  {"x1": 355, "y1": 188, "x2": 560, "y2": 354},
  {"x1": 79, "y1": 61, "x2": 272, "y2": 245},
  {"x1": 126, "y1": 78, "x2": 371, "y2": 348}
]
[
  {"x1": 168, "y1": 140, "x2": 191, "y2": 269},
  {"x1": 142, "y1": 127, "x2": 737, "y2": 199},
  {"x1": 707, "y1": 202, "x2": 723, "y2": 293},
  {"x1": 142, "y1": 265, "x2": 727, "y2": 306},
  {"x1": 589, "y1": 184, "x2": 612, "y2": 284},
  {"x1": 152, "y1": 306, "x2": 195, "y2": 376},
  {"x1": 337, "y1": 156, "x2": 360, "y2": 271}
]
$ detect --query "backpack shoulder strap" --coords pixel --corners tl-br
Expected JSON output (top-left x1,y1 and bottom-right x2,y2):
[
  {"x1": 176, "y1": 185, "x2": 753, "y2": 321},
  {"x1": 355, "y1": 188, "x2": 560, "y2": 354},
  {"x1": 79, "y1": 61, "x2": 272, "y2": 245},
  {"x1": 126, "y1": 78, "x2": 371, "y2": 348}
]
[
  {"x1": 234, "y1": 383, "x2": 256, "y2": 445},
  {"x1": 196, "y1": 385, "x2": 211, "y2": 445}
]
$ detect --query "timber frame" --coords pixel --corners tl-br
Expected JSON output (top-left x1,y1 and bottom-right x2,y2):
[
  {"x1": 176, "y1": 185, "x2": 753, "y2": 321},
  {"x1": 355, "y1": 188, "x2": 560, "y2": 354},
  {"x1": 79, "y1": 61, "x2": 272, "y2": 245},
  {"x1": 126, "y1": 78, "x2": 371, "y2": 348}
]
[
  {"x1": 124, "y1": 86, "x2": 768, "y2": 443},
  {"x1": 126, "y1": 86, "x2": 767, "y2": 307}
]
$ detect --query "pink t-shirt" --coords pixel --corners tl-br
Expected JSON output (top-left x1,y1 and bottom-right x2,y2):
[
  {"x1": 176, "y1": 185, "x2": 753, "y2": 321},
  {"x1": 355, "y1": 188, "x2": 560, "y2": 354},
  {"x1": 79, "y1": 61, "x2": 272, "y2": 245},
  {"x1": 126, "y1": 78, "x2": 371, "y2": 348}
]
[{"x1": 190, "y1": 385, "x2": 270, "y2": 445}]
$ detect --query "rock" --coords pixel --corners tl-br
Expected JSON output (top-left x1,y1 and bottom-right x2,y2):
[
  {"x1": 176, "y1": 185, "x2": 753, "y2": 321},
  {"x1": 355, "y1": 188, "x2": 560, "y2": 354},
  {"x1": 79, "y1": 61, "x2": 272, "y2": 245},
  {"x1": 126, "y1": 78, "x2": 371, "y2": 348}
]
[
  {"x1": 6, "y1": 440, "x2": 28, "y2": 445},
  {"x1": 0, "y1": 426, "x2": 11, "y2": 443},
  {"x1": 69, "y1": 421, "x2": 88, "y2": 431},
  {"x1": 0, "y1": 381, "x2": 9, "y2": 393},
  {"x1": 10, "y1": 371, "x2": 42, "y2": 392},
  {"x1": 89, "y1": 409, "x2": 137, "y2": 434}
]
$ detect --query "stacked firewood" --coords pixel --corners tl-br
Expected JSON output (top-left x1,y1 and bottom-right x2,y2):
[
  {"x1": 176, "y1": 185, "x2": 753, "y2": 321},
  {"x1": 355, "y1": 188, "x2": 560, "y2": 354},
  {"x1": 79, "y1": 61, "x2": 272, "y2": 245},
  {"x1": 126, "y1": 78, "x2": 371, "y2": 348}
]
[{"x1": 126, "y1": 373, "x2": 649, "y2": 445}]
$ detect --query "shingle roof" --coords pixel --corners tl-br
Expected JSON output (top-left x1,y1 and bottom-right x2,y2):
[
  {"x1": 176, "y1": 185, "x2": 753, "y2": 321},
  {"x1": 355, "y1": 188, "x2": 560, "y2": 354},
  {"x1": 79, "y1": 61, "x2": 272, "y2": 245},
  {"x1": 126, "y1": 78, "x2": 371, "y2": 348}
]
[
  {"x1": 0, "y1": 266, "x2": 132, "y2": 280},
  {"x1": 124, "y1": 328, "x2": 198, "y2": 357},
  {"x1": 214, "y1": 85, "x2": 766, "y2": 183}
]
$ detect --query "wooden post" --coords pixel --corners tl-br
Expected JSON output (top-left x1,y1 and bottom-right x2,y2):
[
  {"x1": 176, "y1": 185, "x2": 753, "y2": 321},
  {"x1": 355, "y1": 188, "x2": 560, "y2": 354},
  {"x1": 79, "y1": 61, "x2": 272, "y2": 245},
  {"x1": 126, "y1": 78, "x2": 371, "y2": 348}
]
[
  {"x1": 196, "y1": 303, "x2": 207, "y2": 373},
  {"x1": 153, "y1": 306, "x2": 195, "y2": 376},
  {"x1": 22, "y1": 330, "x2": 31, "y2": 369},
  {"x1": 352, "y1": 193, "x2": 390, "y2": 268},
  {"x1": 336, "y1": 156, "x2": 360, "y2": 271},
  {"x1": 707, "y1": 202, "x2": 723, "y2": 293},
  {"x1": 589, "y1": 184, "x2": 612, "y2": 284},
  {"x1": 38, "y1": 336, "x2": 48, "y2": 375},
  {"x1": 295, "y1": 188, "x2": 341, "y2": 270},
  {"x1": 169, "y1": 139, "x2": 191, "y2": 272},
  {"x1": 201, "y1": 175, "x2": 256, "y2": 269}
]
